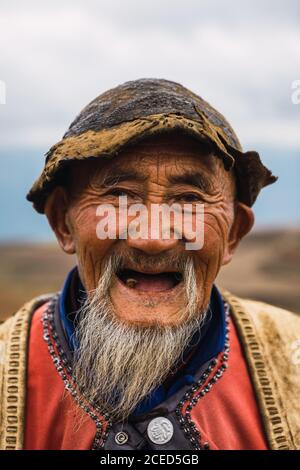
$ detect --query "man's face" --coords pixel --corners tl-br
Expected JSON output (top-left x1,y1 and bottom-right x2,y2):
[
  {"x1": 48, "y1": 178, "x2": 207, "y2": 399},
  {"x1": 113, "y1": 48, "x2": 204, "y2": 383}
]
[
  {"x1": 45, "y1": 133, "x2": 254, "y2": 420},
  {"x1": 62, "y1": 134, "x2": 237, "y2": 327}
]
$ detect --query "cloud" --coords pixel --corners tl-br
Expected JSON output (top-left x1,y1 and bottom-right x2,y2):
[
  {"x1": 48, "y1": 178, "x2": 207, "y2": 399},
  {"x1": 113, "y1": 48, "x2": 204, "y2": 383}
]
[{"x1": 0, "y1": 0, "x2": 299, "y2": 151}]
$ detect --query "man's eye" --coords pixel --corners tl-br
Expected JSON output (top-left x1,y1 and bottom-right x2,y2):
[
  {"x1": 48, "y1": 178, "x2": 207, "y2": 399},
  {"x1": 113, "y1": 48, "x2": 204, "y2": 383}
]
[
  {"x1": 176, "y1": 193, "x2": 202, "y2": 203},
  {"x1": 106, "y1": 188, "x2": 133, "y2": 197}
]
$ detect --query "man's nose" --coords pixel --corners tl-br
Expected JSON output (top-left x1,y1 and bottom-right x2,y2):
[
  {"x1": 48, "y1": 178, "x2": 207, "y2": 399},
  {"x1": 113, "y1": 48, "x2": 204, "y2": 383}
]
[{"x1": 126, "y1": 233, "x2": 179, "y2": 255}]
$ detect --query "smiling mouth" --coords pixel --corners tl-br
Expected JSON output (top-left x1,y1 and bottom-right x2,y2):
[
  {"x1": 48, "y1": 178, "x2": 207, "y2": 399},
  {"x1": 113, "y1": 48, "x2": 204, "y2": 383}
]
[{"x1": 116, "y1": 269, "x2": 183, "y2": 292}]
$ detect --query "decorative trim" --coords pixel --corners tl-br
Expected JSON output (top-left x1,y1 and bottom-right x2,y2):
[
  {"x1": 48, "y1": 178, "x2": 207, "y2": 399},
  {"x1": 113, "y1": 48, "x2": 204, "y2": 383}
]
[
  {"x1": 175, "y1": 301, "x2": 230, "y2": 450},
  {"x1": 222, "y1": 289, "x2": 291, "y2": 450},
  {"x1": 0, "y1": 295, "x2": 52, "y2": 450}
]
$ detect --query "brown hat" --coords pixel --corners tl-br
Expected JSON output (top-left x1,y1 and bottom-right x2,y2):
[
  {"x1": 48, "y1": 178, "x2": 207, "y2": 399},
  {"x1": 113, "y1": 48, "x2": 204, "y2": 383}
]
[{"x1": 27, "y1": 78, "x2": 277, "y2": 213}]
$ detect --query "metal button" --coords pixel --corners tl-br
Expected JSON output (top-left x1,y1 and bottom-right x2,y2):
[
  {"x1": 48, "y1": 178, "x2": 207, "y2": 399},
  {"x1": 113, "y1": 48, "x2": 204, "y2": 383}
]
[
  {"x1": 147, "y1": 417, "x2": 174, "y2": 445},
  {"x1": 115, "y1": 431, "x2": 129, "y2": 445}
]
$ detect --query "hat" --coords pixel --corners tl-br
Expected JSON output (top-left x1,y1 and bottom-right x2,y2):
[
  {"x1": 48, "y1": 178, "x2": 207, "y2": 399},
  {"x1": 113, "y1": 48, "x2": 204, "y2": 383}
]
[{"x1": 27, "y1": 78, "x2": 277, "y2": 213}]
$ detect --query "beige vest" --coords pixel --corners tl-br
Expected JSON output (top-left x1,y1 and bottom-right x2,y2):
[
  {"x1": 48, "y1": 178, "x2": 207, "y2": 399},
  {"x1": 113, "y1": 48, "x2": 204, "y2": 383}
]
[{"x1": 0, "y1": 290, "x2": 300, "y2": 450}]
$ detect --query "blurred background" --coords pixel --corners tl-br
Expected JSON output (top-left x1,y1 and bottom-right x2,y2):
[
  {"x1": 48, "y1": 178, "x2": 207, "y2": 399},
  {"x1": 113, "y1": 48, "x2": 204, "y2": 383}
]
[{"x1": 0, "y1": 0, "x2": 299, "y2": 320}]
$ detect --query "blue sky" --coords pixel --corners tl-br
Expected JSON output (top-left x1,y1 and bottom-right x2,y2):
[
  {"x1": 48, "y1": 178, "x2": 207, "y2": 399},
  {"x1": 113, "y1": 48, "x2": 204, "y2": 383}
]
[{"x1": 0, "y1": 0, "x2": 299, "y2": 241}]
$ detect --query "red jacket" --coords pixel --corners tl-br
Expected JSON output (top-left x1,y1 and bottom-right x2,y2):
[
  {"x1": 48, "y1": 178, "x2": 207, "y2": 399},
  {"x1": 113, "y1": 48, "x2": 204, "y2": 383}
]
[{"x1": 24, "y1": 301, "x2": 268, "y2": 450}]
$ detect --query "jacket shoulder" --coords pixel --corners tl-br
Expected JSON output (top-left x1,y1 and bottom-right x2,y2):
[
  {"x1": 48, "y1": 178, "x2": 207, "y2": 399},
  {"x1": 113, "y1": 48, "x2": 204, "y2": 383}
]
[
  {"x1": 0, "y1": 294, "x2": 53, "y2": 337},
  {"x1": 233, "y1": 295, "x2": 300, "y2": 334},
  {"x1": 222, "y1": 289, "x2": 300, "y2": 450},
  {"x1": 0, "y1": 293, "x2": 54, "y2": 450}
]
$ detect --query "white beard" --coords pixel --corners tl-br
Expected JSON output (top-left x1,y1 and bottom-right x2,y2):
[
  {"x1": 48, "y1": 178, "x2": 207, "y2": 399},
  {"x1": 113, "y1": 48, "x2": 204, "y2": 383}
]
[{"x1": 73, "y1": 254, "x2": 208, "y2": 422}]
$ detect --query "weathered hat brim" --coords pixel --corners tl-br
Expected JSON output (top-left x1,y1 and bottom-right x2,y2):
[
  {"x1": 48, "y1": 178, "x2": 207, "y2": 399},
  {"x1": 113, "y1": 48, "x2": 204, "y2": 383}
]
[{"x1": 27, "y1": 110, "x2": 277, "y2": 213}]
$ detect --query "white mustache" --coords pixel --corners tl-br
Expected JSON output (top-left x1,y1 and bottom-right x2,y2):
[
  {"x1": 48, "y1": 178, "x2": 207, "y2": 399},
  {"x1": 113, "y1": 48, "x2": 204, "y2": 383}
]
[{"x1": 103, "y1": 249, "x2": 191, "y2": 276}]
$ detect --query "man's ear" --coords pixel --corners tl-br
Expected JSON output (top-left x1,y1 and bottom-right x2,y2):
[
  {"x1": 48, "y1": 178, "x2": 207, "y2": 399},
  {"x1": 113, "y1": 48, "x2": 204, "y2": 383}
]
[
  {"x1": 222, "y1": 202, "x2": 254, "y2": 266},
  {"x1": 44, "y1": 187, "x2": 76, "y2": 254}
]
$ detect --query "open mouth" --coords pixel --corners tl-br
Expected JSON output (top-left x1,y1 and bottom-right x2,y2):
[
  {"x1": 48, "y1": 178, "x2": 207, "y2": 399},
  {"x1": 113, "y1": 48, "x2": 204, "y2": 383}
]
[{"x1": 116, "y1": 269, "x2": 183, "y2": 292}]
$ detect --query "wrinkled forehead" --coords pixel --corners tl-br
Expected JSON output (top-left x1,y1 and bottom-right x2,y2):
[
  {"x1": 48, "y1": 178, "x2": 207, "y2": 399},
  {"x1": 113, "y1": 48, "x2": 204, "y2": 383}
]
[
  {"x1": 119, "y1": 133, "x2": 213, "y2": 167},
  {"x1": 67, "y1": 132, "x2": 236, "y2": 200},
  {"x1": 90, "y1": 133, "x2": 222, "y2": 180}
]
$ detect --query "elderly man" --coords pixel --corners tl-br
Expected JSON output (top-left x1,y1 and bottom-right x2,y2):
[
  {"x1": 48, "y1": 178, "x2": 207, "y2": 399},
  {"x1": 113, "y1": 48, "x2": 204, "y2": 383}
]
[{"x1": 0, "y1": 78, "x2": 299, "y2": 451}]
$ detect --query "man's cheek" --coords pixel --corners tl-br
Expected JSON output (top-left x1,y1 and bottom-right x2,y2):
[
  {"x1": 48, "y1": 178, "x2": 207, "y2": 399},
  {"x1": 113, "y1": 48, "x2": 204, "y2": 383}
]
[
  {"x1": 197, "y1": 221, "x2": 227, "y2": 267},
  {"x1": 73, "y1": 212, "x2": 115, "y2": 269},
  {"x1": 72, "y1": 205, "x2": 105, "y2": 243}
]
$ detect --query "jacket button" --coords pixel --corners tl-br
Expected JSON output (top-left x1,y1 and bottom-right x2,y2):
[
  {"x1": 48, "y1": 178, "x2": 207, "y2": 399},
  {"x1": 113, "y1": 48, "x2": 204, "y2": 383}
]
[
  {"x1": 147, "y1": 417, "x2": 174, "y2": 445},
  {"x1": 115, "y1": 431, "x2": 129, "y2": 445}
]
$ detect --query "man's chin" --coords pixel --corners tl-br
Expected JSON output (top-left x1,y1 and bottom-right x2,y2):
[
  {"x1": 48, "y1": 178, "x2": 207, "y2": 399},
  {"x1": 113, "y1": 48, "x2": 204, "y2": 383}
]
[{"x1": 110, "y1": 277, "x2": 189, "y2": 327}]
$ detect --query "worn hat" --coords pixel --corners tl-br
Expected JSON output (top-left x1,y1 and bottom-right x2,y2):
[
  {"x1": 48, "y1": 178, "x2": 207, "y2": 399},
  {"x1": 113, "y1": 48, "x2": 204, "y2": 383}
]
[{"x1": 27, "y1": 78, "x2": 277, "y2": 213}]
